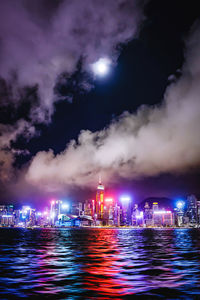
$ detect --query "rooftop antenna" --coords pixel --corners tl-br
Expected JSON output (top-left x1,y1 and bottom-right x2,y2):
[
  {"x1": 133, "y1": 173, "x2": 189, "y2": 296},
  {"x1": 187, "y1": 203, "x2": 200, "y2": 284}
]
[{"x1": 99, "y1": 173, "x2": 102, "y2": 184}]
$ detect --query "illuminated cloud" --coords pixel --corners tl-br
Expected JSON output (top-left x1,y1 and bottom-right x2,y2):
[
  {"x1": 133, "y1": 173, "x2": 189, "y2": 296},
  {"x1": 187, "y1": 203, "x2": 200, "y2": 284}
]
[
  {"x1": 0, "y1": 0, "x2": 145, "y2": 182},
  {"x1": 26, "y1": 22, "x2": 200, "y2": 190},
  {"x1": 0, "y1": 0, "x2": 144, "y2": 123}
]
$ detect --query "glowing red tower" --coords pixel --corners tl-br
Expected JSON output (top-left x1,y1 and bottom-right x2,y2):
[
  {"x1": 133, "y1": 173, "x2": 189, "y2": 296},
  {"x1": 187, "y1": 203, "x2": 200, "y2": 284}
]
[{"x1": 95, "y1": 176, "x2": 105, "y2": 219}]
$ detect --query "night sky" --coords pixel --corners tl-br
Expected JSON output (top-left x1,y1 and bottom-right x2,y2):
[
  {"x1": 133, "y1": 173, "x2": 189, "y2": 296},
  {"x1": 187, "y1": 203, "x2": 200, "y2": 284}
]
[{"x1": 0, "y1": 0, "x2": 200, "y2": 207}]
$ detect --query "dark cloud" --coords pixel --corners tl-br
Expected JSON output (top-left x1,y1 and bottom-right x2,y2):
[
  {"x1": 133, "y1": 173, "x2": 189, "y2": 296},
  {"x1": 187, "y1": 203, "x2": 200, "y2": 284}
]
[
  {"x1": 0, "y1": 0, "x2": 146, "y2": 182},
  {"x1": 26, "y1": 22, "x2": 200, "y2": 190},
  {"x1": 0, "y1": 0, "x2": 145, "y2": 122}
]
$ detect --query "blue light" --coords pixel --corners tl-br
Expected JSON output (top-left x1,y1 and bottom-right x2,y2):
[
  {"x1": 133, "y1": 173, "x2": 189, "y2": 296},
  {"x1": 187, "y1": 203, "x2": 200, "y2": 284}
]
[
  {"x1": 61, "y1": 203, "x2": 69, "y2": 210},
  {"x1": 176, "y1": 200, "x2": 185, "y2": 209},
  {"x1": 120, "y1": 195, "x2": 131, "y2": 203}
]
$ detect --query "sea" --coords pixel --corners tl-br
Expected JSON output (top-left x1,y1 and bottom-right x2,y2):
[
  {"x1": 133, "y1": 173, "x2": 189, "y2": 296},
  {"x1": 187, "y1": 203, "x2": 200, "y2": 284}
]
[{"x1": 0, "y1": 228, "x2": 200, "y2": 299}]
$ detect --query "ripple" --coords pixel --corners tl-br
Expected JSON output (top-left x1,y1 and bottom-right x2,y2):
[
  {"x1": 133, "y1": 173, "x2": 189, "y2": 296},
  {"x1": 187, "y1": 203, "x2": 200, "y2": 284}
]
[{"x1": 0, "y1": 228, "x2": 200, "y2": 298}]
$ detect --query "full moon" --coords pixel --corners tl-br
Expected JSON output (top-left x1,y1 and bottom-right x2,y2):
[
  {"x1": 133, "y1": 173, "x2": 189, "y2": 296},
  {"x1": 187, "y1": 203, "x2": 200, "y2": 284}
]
[{"x1": 92, "y1": 58, "x2": 111, "y2": 76}]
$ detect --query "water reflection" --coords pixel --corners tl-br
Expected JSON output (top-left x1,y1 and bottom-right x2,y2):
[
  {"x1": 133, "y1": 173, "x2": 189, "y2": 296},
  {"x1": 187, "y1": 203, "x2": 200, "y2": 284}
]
[
  {"x1": 81, "y1": 229, "x2": 132, "y2": 298},
  {"x1": 0, "y1": 228, "x2": 200, "y2": 299}
]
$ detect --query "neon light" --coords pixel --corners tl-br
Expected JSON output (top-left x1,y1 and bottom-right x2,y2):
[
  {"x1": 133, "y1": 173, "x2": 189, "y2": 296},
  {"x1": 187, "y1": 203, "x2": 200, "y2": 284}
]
[
  {"x1": 154, "y1": 210, "x2": 172, "y2": 214},
  {"x1": 2, "y1": 215, "x2": 13, "y2": 218},
  {"x1": 105, "y1": 198, "x2": 113, "y2": 202},
  {"x1": 136, "y1": 215, "x2": 142, "y2": 219},
  {"x1": 23, "y1": 206, "x2": 30, "y2": 212},
  {"x1": 61, "y1": 204, "x2": 69, "y2": 210},
  {"x1": 136, "y1": 211, "x2": 144, "y2": 219},
  {"x1": 97, "y1": 185, "x2": 104, "y2": 190},
  {"x1": 176, "y1": 201, "x2": 185, "y2": 209},
  {"x1": 100, "y1": 194, "x2": 104, "y2": 203},
  {"x1": 120, "y1": 196, "x2": 131, "y2": 202},
  {"x1": 50, "y1": 212, "x2": 55, "y2": 219}
]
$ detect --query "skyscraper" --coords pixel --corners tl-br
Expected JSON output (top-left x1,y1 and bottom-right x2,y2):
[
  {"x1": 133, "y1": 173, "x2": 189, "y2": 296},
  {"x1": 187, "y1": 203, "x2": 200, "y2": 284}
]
[
  {"x1": 95, "y1": 177, "x2": 105, "y2": 220},
  {"x1": 187, "y1": 195, "x2": 197, "y2": 225},
  {"x1": 144, "y1": 202, "x2": 153, "y2": 226},
  {"x1": 197, "y1": 201, "x2": 200, "y2": 224}
]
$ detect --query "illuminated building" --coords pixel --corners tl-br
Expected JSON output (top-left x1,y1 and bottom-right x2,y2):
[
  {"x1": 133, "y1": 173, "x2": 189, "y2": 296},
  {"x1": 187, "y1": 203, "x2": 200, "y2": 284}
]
[
  {"x1": 132, "y1": 204, "x2": 139, "y2": 226},
  {"x1": 71, "y1": 202, "x2": 82, "y2": 216},
  {"x1": 152, "y1": 202, "x2": 159, "y2": 211},
  {"x1": 55, "y1": 200, "x2": 62, "y2": 219},
  {"x1": 144, "y1": 202, "x2": 153, "y2": 227},
  {"x1": 21, "y1": 206, "x2": 31, "y2": 222},
  {"x1": 0, "y1": 205, "x2": 15, "y2": 226},
  {"x1": 78, "y1": 202, "x2": 83, "y2": 216},
  {"x1": 175, "y1": 200, "x2": 185, "y2": 226},
  {"x1": 120, "y1": 196, "x2": 132, "y2": 226},
  {"x1": 197, "y1": 201, "x2": 200, "y2": 224},
  {"x1": 187, "y1": 195, "x2": 197, "y2": 225},
  {"x1": 113, "y1": 204, "x2": 121, "y2": 226},
  {"x1": 103, "y1": 198, "x2": 114, "y2": 225},
  {"x1": 153, "y1": 210, "x2": 174, "y2": 227},
  {"x1": 29, "y1": 209, "x2": 36, "y2": 226},
  {"x1": 50, "y1": 200, "x2": 62, "y2": 224},
  {"x1": 95, "y1": 178, "x2": 105, "y2": 220},
  {"x1": 84, "y1": 200, "x2": 92, "y2": 216}
]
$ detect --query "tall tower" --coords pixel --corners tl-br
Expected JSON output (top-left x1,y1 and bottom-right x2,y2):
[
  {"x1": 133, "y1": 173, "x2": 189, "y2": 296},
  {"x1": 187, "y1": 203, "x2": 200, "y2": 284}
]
[
  {"x1": 187, "y1": 195, "x2": 197, "y2": 224},
  {"x1": 95, "y1": 176, "x2": 105, "y2": 219}
]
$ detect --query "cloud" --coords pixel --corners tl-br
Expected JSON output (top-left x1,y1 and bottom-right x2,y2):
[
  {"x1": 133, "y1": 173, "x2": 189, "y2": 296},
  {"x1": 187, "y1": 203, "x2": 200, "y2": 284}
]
[
  {"x1": 26, "y1": 22, "x2": 200, "y2": 190},
  {"x1": 0, "y1": 120, "x2": 36, "y2": 148},
  {"x1": 0, "y1": 150, "x2": 14, "y2": 182},
  {"x1": 0, "y1": 0, "x2": 145, "y2": 123},
  {"x1": 0, "y1": 0, "x2": 146, "y2": 182},
  {"x1": 0, "y1": 119, "x2": 36, "y2": 182}
]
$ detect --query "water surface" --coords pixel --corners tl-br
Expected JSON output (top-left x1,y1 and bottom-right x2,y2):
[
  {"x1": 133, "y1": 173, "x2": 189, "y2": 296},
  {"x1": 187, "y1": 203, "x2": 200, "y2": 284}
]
[{"x1": 0, "y1": 228, "x2": 200, "y2": 299}]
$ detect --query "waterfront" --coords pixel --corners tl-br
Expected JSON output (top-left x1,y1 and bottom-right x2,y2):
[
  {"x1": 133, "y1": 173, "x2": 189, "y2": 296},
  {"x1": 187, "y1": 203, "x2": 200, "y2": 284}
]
[{"x1": 0, "y1": 228, "x2": 200, "y2": 299}]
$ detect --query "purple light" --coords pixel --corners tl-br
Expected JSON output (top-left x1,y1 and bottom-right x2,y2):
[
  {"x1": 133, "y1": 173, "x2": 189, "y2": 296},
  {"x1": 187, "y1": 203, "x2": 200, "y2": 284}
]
[
  {"x1": 154, "y1": 210, "x2": 172, "y2": 214},
  {"x1": 136, "y1": 212, "x2": 143, "y2": 219},
  {"x1": 120, "y1": 196, "x2": 131, "y2": 203}
]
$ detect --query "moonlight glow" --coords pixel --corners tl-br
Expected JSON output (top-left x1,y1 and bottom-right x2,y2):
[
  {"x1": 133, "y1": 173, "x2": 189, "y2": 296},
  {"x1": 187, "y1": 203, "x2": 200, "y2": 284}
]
[{"x1": 92, "y1": 58, "x2": 111, "y2": 76}]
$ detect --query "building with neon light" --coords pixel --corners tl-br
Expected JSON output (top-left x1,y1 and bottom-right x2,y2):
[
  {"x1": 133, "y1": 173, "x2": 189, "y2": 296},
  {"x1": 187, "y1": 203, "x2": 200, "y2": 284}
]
[
  {"x1": 95, "y1": 178, "x2": 105, "y2": 220},
  {"x1": 153, "y1": 210, "x2": 174, "y2": 227},
  {"x1": 187, "y1": 195, "x2": 198, "y2": 225}
]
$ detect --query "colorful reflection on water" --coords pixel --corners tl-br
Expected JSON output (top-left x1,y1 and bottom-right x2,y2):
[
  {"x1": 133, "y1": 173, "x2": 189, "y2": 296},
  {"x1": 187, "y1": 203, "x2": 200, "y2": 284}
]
[{"x1": 0, "y1": 228, "x2": 200, "y2": 299}]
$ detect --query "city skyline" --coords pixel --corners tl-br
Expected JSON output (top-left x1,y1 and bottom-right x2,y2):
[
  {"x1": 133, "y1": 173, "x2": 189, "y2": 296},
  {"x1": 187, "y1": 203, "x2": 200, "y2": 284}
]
[
  {"x1": 1, "y1": 178, "x2": 199, "y2": 229},
  {"x1": 0, "y1": 1, "x2": 200, "y2": 206}
]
